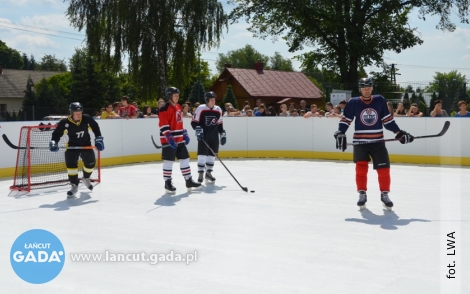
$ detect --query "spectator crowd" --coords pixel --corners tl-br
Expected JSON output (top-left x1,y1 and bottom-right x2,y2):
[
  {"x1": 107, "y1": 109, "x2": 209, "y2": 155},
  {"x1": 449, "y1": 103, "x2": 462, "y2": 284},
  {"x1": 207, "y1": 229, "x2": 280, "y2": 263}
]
[{"x1": 93, "y1": 96, "x2": 470, "y2": 120}]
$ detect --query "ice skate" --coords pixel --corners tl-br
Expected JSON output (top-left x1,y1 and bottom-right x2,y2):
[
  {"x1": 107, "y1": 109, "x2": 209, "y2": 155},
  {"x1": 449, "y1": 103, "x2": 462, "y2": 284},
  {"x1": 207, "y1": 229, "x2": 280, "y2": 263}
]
[
  {"x1": 381, "y1": 191, "x2": 393, "y2": 210},
  {"x1": 186, "y1": 177, "x2": 202, "y2": 191},
  {"x1": 67, "y1": 184, "x2": 78, "y2": 199},
  {"x1": 197, "y1": 172, "x2": 204, "y2": 183},
  {"x1": 82, "y1": 177, "x2": 93, "y2": 191},
  {"x1": 165, "y1": 179, "x2": 176, "y2": 194},
  {"x1": 205, "y1": 171, "x2": 216, "y2": 183},
  {"x1": 357, "y1": 190, "x2": 367, "y2": 209}
]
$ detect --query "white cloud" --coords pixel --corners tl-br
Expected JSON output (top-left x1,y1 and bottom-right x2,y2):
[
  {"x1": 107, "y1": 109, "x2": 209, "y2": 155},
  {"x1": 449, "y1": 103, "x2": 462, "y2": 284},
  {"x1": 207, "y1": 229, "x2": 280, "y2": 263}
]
[
  {"x1": 12, "y1": 34, "x2": 58, "y2": 50},
  {"x1": 0, "y1": 0, "x2": 60, "y2": 8},
  {"x1": 21, "y1": 14, "x2": 73, "y2": 30}
]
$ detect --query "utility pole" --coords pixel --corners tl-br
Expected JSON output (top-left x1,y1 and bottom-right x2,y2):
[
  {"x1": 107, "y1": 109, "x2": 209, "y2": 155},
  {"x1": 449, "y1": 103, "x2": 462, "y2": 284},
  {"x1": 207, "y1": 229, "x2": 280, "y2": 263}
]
[
  {"x1": 390, "y1": 64, "x2": 401, "y2": 90},
  {"x1": 197, "y1": 48, "x2": 201, "y2": 103},
  {"x1": 391, "y1": 64, "x2": 396, "y2": 85}
]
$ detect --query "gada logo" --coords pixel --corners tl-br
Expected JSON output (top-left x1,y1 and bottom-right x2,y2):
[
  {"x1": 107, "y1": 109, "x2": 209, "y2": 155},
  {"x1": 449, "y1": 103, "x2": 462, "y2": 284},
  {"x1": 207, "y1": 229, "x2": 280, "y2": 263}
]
[{"x1": 10, "y1": 229, "x2": 65, "y2": 284}]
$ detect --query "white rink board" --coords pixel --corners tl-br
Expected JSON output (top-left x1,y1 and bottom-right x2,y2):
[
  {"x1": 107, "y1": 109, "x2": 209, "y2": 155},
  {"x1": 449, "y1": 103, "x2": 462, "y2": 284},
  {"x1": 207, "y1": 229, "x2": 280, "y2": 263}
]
[{"x1": 0, "y1": 117, "x2": 468, "y2": 172}]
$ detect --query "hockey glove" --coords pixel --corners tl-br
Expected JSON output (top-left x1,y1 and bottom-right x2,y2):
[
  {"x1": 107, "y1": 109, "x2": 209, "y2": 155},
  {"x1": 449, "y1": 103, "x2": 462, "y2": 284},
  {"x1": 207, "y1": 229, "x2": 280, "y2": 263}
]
[
  {"x1": 195, "y1": 126, "x2": 204, "y2": 141},
  {"x1": 95, "y1": 136, "x2": 105, "y2": 151},
  {"x1": 220, "y1": 131, "x2": 227, "y2": 146},
  {"x1": 334, "y1": 131, "x2": 347, "y2": 152},
  {"x1": 183, "y1": 129, "x2": 190, "y2": 145},
  {"x1": 395, "y1": 130, "x2": 414, "y2": 144},
  {"x1": 49, "y1": 140, "x2": 59, "y2": 152},
  {"x1": 165, "y1": 133, "x2": 177, "y2": 149}
]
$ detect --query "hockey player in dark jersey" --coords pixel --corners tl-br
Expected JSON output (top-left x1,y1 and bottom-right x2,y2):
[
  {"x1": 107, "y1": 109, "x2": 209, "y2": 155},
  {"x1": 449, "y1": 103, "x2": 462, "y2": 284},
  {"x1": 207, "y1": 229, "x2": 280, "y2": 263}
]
[
  {"x1": 50, "y1": 102, "x2": 104, "y2": 198},
  {"x1": 159, "y1": 87, "x2": 201, "y2": 193},
  {"x1": 334, "y1": 78, "x2": 414, "y2": 210},
  {"x1": 191, "y1": 91, "x2": 226, "y2": 183}
]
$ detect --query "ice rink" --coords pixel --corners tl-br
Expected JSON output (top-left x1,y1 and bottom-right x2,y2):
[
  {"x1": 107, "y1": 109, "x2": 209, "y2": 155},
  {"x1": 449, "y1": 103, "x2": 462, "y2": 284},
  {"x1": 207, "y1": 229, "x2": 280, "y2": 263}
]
[{"x1": 0, "y1": 159, "x2": 468, "y2": 294}]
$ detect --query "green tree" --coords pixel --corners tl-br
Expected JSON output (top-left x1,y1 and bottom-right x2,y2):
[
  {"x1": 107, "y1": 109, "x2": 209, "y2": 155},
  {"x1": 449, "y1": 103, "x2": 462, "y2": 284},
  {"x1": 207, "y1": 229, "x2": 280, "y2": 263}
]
[
  {"x1": 22, "y1": 53, "x2": 29, "y2": 70},
  {"x1": 216, "y1": 44, "x2": 269, "y2": 73},
  {"x1": 369, "y1": 64, "x2": 398, "y2": 95},
  {"x1": 229, "y1": 0, "x2": 469, "y2": 90},
  {"x1": 270, "y1": 52, "x2": 293, "y2": 71},
  {"x1": 22, "y1": 75, "x2": 38, "y2": 120},
  {"x1": 11, "y1": 110, "x2": 18, "y2": 121},
  {"x1": 69, "y1": 48, "x2": 122, "y2": 112},
  {"x1": 38, "y1": 54, "x2": 68, "y2": 71},
  {"x1": 0, "y1": 40, "x2": 23, "y2": 69},
  {"x1": 222, "y1": 85, "x2": 237, "y2": 109},
  {"x1": 402, "y1": 92, "x2": 410, "y2": 109},
  {"x1": 28, "y1": 55, "x2": 36, "y2": 70},
  {"x1": 174, "y1": 57, "x2": 213, "y2": 101},
  {"x1": 189, "y1": 80, "x2": 206, "y2": 105},
  {"x1": 426, "y1": 70, "x2": 467, "y2": 112},
  {"x1": 67, "y1": 0, "x2": 227, "y2": 101},
  {"x1": 34, "y1": 73, "x2": 72, "y2": 118}
]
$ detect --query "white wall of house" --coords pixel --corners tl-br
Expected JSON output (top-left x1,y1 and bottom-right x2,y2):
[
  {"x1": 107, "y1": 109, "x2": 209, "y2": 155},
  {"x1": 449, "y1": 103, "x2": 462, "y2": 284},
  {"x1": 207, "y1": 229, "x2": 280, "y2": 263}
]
[{"x1": 0, "y1": 98, "x2": 23, "y2": 113}]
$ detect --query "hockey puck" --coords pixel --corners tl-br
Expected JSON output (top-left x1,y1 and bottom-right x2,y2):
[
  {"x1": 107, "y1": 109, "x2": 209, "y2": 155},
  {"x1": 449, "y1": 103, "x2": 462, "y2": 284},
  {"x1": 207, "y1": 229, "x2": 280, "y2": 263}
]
[{"x1": 250, "y1": 190, "x2": 255, "y2": 193}]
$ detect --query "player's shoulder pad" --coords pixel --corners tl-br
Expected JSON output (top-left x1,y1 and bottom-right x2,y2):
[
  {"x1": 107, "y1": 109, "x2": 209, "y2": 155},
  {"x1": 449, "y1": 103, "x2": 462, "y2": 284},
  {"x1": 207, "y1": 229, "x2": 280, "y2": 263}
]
[
  {"x1": 373, "y1": 94, "x2": 386, "y2": 100},
  {"x1": 213, "y1": 105, "x2": 223, "y2": 112},
  {"x1": 160, "y1": 102, "x2": 171, "y2": 112},
  {"x1": 59, "y1": 117, "x2": 70, "y2": 124},
  {"x1": 82, "y1": 114, "x2": 94, "y2": 121}
]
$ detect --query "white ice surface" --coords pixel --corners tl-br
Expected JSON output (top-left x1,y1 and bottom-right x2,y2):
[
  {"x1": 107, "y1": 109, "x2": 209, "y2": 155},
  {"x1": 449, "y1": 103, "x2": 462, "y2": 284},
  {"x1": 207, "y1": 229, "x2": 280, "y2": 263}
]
[{"x1": 0, "y1": 159, "x2": 468, "y2": 294}]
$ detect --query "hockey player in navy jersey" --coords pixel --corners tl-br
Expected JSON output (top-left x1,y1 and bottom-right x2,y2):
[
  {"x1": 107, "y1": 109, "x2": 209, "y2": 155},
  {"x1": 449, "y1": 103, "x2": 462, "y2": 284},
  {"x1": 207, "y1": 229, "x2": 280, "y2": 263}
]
[
  {"x1": 191, "y1": 91, "x2": 226, "y2": 183},
  {"x1": 334, "y1": 78, "x2": 414, "y2": 209}
]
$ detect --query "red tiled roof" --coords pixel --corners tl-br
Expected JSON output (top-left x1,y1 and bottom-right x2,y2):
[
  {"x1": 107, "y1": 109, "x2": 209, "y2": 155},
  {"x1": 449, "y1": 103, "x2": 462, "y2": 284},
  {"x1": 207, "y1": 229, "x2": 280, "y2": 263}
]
[
  {"x1": 0, "y1": 69, "x2": 63, "y2": 98},
  {"x1": 226, "y1": 68, "x2": 323, "y2": 99}
]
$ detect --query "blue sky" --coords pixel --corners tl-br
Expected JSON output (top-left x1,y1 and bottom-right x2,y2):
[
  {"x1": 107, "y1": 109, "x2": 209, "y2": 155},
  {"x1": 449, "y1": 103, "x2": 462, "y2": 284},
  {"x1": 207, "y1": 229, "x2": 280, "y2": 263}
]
[{"x1": 1, "y1": 0, "x2": 469, "y2": 83}]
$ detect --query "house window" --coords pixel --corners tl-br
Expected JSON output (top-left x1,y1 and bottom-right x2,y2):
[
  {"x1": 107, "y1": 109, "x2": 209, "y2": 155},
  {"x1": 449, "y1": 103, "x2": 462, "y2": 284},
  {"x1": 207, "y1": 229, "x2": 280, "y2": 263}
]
[{"x1": 0, "y1": 104, "x2": 6, "y2": 120}]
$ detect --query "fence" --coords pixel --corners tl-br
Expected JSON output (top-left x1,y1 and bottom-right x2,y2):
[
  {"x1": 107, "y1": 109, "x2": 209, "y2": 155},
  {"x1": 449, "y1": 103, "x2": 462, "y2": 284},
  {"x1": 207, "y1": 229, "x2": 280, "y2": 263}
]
[{"x1": 0, "y1": 107, "x2": 97, "y2": 121}]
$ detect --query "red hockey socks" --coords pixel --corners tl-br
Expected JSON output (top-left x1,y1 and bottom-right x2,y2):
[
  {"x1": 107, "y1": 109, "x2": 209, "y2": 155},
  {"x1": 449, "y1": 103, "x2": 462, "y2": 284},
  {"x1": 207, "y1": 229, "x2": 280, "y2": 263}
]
[
  {"x1": 377, "y1": 167, "x2": 390, "y2": 192},
  {"x1": 355, "y1": 161, "x2": 368, "y2": 191}
]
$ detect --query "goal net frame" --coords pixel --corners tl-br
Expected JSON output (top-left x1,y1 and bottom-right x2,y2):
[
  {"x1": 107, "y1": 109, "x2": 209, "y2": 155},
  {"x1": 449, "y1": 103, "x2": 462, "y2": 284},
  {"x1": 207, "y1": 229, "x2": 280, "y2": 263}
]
[{"x1": 9, "y1": 124, "x2": 101, "y2": 192}]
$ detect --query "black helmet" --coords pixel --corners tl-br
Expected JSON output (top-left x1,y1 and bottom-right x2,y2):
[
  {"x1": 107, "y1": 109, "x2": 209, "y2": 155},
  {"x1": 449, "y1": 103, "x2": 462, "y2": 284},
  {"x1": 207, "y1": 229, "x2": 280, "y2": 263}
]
[
  {"x1": 204, "y1": 91, "x2": 216, "y2": 103},
  {"x1": 358, "y1": 77, "x2": 373, "y2": 88},
  {"x1": 69, "y1": 102, "x2": 83, "y2": 115},
  {"x1": 165, "y1": 87, "x2": 180, "y2": 102}
]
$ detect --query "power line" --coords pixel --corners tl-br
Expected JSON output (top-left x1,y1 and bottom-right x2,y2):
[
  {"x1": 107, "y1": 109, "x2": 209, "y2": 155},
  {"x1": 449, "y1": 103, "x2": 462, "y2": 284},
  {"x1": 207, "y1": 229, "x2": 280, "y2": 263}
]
[
  {"x1": 0, "y1": 24, "x2": 84, "y2": 41},
  {"x1": 0, "y1": 21, "x2": 85, "y2": 36},
  {"x1": 396, "y1": 63, "x2": 470, "y2": 70}
]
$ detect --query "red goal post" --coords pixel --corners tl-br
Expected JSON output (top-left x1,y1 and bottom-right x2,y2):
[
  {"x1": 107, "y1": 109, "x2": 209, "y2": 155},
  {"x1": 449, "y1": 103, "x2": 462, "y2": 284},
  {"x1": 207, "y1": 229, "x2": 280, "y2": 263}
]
[{"x1": 10, "y1": 124, "x2": 101, "y2": 192}]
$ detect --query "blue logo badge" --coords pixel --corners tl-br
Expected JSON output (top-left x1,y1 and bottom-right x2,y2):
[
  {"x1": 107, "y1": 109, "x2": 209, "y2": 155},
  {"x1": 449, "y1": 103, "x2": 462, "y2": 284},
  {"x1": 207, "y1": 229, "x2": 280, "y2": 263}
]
[{"x1": 10, "y1": 229, "x2": 65, "y2": 284}]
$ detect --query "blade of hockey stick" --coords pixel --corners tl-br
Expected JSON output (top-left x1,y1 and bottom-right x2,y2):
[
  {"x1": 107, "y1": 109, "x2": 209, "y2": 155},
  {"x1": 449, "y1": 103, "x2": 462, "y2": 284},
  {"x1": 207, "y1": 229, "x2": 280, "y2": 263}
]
[
  {"x1": 2, "y1": 134, "x2": 95, "y2": 150},
  {"x1": 347, "y1": 120, "x2": 450, "y2": 146},
  {"x1": 150, "y1": 135, "x2": 170, "y2": 149},
  {"x1": 200, "y1": 138, "x2": 249, "y2": 192}
]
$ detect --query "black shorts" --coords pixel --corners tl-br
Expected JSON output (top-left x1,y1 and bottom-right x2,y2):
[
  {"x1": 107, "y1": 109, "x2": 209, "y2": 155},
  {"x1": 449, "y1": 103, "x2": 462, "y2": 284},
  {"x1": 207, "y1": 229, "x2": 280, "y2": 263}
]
[
  {"x1": 197, "y1": 136, "x2": 219, "y2": 156},
  {"x1": 353, "y1": 143, "x2": 390, "y2": 169},
  {"x1": 161, "y1": 143, "x2": 190, "y2": 161},
  {"x1": 65, "y1": 149, "x2": 96, "y2": 168}
]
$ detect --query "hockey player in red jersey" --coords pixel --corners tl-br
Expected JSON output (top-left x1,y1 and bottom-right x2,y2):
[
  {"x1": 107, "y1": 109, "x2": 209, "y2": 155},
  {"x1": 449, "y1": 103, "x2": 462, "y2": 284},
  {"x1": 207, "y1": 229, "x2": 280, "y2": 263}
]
[
  {"x1": 334, "y1": 78, "x2": 414, "y2": 209},
  {"x1": 191, "y1": 91, "x2": 226, "y2": 183},
  {"x1": 159, "y1": 87, "x2": 201, "y2": 193}
]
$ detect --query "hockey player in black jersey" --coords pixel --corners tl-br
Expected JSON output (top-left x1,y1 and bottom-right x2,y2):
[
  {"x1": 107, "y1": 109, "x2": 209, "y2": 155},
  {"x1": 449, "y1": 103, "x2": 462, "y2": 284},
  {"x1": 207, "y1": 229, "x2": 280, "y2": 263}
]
[
  {"x1": 334, "y1": 78, "x2": 414, "y2": 210},
  {"x1": 191, "y1": 91, "x2": 226, "y2": 183},
  {"x1": 50, "y1": 102, "x2": 104, "y2": 198}
]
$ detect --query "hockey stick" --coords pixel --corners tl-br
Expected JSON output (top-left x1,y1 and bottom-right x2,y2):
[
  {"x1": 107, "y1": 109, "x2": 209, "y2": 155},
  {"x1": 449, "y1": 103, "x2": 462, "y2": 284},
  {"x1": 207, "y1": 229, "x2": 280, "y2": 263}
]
[
  {"x1": 347, "y1": 120, "x2": 450, "y2": 146},
  {"x1": 200, "y1": 138, "x2": 249, "y2": 193},
  {"x1": 150, "y1": 135, "x2": 170, "y2": 149},
  {"x1": 2, "y1": 134, "x2": 95, "y2": 150}
]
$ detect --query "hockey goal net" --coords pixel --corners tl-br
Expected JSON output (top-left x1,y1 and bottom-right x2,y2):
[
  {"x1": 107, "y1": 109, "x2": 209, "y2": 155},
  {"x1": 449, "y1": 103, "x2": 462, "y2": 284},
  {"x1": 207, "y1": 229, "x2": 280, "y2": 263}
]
[{"x1": 10, "y1": 124, "x2": 100, "y2": 192}]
